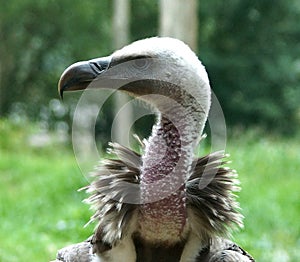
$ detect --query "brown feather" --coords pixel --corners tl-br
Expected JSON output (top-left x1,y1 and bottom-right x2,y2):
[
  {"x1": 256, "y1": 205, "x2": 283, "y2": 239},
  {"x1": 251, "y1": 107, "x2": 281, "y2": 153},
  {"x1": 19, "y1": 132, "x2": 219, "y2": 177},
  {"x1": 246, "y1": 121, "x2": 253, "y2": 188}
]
[
  {"x1": 54, "y1": 144, "x2": 254, "y2": 261},
  {"x1": 186, "y1": 151, "x2": 244, "y2": 238},
  {"x1": 85, "y1": 143, "x2": 244, "y2": 253}
]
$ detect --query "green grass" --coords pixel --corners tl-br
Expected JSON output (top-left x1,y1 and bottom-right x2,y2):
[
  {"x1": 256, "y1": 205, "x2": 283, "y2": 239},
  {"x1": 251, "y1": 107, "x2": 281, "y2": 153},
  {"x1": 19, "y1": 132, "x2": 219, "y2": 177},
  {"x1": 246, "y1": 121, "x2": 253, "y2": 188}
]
[
  {"x1": 1, "y1": 119, "x2": 299, "y2": 261},
  {"x1": 0, "y1": 120, "x2": 92, "y2": 261},
  {"x1": 228, "y1": 132, "x2": 300, "y2": 261}
]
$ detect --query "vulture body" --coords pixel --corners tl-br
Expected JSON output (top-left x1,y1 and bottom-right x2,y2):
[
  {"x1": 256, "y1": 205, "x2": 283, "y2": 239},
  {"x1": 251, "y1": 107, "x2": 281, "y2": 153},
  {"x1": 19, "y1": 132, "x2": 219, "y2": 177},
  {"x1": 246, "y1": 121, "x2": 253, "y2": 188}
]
[{"x1": 55, "y1": 37, "x2": 255, "y2": 262}]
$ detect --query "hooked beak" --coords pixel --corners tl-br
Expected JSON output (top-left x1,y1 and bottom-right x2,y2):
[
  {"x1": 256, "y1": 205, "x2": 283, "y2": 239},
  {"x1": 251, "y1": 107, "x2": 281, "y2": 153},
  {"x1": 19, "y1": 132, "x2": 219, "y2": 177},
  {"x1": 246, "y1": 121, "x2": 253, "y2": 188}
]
[{"x1": 58, "y1": 56, "x2": 111, "y2": 98}]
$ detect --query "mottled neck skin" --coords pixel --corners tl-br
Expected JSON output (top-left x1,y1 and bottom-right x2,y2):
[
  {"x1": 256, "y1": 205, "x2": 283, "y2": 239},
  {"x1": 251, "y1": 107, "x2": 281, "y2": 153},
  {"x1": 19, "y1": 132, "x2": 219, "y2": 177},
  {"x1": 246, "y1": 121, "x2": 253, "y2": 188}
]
[{"x1": 139, "y1": 104, "x2": 202, "y2": 244}]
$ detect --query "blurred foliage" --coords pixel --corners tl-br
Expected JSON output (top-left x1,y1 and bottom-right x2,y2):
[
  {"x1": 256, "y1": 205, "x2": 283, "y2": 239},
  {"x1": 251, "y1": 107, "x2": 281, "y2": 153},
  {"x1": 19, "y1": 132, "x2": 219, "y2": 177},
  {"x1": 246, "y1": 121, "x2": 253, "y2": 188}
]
[
  {"x1": 199, "y1": 0, "x2": 300, "y2": 133},
  {"x1": 0, "y1": 0, "x2": 112, "y2": 118},
  {"x1": 0, "y1": 0, "x2": 300, "y2": 135}
]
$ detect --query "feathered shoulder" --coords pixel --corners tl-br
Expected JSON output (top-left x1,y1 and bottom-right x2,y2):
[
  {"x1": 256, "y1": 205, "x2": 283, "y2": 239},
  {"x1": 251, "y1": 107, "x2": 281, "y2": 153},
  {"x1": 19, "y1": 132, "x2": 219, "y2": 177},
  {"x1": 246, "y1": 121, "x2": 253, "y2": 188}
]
[{"x1": 82, "y1": 142, "x2": 243, "y2": 252}]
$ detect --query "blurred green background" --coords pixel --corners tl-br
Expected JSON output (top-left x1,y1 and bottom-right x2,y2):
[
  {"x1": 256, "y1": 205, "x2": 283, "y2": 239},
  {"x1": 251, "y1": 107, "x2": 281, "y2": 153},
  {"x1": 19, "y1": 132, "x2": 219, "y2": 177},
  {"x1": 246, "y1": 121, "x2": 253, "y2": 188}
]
[{"x1": 0, "y1": 0, "x2": 300, "y2": 261}]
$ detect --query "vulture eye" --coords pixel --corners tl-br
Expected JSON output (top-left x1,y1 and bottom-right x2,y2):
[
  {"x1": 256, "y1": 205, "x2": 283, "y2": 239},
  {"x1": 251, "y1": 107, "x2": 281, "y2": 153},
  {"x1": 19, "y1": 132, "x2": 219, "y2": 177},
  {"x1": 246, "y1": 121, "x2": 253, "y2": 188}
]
[{"x1": 133, "y1": 58, "x2": 150, "y2": 71}]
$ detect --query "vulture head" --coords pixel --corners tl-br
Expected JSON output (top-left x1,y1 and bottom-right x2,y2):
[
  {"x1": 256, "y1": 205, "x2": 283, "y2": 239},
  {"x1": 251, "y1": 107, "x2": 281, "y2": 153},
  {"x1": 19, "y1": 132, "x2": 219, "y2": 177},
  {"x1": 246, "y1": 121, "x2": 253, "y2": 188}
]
[
  {"x1": 57, "y1": 37, "x2": 254, "y2": 262},
  {"x1": 60, "y1": 37, "x2": 210, "y2": 139}
]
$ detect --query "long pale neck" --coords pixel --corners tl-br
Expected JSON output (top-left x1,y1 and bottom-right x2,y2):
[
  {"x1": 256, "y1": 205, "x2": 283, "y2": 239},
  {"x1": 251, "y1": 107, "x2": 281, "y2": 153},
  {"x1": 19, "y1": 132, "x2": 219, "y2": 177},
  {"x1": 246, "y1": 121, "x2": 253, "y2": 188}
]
[
  {"x1": 135, "y1": 82, "x2": 209, "y2": 243},
  {"x1": 138, "y1": 108, "x2": 203, "y2": 244},
  {"x1": 141, "y1": 115, "x2": 190, "y2": 187},
  {"x1": 141, "y1": 106, "x2": 203, "y2": 191}
]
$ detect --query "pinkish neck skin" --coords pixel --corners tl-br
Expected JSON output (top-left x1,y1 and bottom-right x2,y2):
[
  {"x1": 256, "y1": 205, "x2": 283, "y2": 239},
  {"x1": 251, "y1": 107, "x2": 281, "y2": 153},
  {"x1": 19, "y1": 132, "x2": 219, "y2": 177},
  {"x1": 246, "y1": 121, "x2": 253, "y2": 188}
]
[{"x1": 139, "y1": 114, "x2": 196, "y2": 243}]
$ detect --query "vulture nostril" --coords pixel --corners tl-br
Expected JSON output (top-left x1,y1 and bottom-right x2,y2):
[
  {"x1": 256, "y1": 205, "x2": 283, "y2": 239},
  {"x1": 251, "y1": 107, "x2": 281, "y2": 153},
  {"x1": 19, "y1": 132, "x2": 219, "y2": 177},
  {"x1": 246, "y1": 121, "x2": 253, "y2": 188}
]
[{"x1": 90, "y1": 62, "x2": 104, "y2": 74}]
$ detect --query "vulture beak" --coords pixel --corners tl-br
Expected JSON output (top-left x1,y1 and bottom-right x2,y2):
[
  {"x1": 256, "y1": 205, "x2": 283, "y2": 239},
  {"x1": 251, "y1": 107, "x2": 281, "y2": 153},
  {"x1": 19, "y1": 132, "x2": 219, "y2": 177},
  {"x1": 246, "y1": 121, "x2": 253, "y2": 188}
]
[{"x1": 58, "y1": 56, "x2": 111, "y2": 98}]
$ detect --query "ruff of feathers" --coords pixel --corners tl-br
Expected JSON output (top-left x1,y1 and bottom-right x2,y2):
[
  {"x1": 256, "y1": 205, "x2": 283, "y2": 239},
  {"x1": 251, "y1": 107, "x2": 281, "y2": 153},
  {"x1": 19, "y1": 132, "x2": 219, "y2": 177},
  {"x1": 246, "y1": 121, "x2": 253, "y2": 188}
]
[{"x1": 82, "y1": 142, "x2": 243, "y2": 250}]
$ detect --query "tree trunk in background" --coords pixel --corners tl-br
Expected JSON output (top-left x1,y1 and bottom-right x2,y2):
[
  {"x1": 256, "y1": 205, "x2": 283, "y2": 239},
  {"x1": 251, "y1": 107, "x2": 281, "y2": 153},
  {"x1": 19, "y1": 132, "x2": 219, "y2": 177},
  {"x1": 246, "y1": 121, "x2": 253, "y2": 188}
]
[
  {"x1": 159, "y1": 0, "x2": 198, "y2": 52},
  {"x1": 112, "y1": 0, "x2": 132, "y2": 147}
]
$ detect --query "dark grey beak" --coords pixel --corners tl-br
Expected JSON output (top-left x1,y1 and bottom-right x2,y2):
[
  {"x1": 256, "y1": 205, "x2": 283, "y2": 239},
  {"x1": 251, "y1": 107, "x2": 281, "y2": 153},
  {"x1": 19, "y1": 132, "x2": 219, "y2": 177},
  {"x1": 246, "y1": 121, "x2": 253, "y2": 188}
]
[{"x1": 58, "y1": 56, "x2": 111, "y2": 98}]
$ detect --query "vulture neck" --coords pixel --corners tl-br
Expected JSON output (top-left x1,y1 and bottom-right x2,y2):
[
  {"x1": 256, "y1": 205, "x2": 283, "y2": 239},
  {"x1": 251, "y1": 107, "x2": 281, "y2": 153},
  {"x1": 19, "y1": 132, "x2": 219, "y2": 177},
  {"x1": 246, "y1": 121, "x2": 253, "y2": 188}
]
[{"x1": 139, "y1": 100, "x2": 203, "y2": 244}]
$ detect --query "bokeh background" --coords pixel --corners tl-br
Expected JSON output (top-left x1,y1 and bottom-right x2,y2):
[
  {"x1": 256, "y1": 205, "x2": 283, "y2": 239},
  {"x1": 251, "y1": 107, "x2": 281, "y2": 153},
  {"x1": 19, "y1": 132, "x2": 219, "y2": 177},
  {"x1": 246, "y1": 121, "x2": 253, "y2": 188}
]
[{"x1": 0, "y1": 0, "x2": 299, "y2": 261}]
